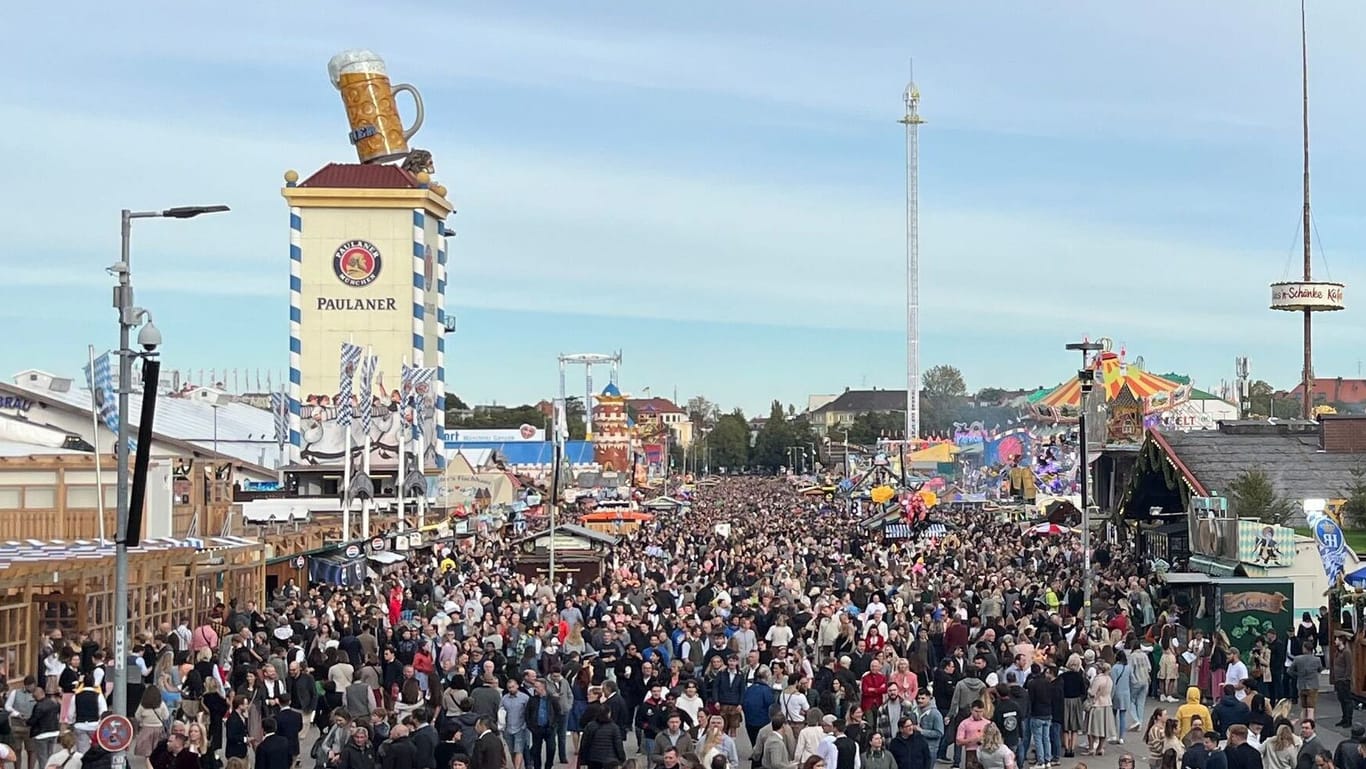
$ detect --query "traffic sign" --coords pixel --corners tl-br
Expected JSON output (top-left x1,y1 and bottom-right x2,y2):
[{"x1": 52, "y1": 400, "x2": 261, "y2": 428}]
[{"x1": 96, "y1": 714, "x2": 134, "y2": 752}]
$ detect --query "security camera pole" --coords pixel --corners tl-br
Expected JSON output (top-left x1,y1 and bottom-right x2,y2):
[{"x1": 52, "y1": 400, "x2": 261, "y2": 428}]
[{"x1": 112, "y1": 205, "x2": 227, "y2": 724}]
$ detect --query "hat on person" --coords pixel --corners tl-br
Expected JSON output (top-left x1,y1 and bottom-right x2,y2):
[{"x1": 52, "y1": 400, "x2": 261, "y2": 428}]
[
  {"x1": 273, "y1": 626, "x2": 293, "y2": 641},
  {"x1": 821, "y1": 715, "x2": 837, "y2": 726}
]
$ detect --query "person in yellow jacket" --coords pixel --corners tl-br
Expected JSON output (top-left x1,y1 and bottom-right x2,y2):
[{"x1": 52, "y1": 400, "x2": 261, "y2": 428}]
[{"x1": 1175, "y1": 686, "x2": 1211, "y2": 737}]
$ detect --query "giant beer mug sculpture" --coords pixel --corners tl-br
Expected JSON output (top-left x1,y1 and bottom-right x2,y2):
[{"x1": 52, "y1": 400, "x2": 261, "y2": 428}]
[{"x1": 328, "y1": 49, "x2": 424, "y2": 164}]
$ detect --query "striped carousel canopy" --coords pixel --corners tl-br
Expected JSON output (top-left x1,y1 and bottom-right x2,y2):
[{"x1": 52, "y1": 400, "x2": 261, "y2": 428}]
[{"x1": 1038, "y1": 351, "x2": 1182, "y2": 410}]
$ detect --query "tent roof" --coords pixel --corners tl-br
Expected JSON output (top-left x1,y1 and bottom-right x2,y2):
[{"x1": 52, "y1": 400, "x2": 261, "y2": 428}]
[
  {"x1": 909, "y1": 442, "x2": 958, "y2": 463},
  {"x1": 1039, "y1": 352, "x2": 1181, "y2": 409}
]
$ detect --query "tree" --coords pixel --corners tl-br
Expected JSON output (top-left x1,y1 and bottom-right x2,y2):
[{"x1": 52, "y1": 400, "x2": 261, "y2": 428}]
[
  {"x1": 708, "y1": 410, "x2": 750, "y2": 470},
  {"x1": 1245, "y1": 380, "x2": 1301, "y2": 419},
  {"x1": 1342, "y1": 467, "x2": 1366, "y2": 529},
  {"x1": 687, "y1": 396, "x2": 720, "y2": 428},
  {"x1": 752, "y1": 401, "x2": 798, "y2": 471},
  {"x1": 448, "y1": 393, "x2": 470, "y2": 410},
  {"x1": 1226, "y1": 467, "x2": 1295, "y2": 524},
  {"x1": 845, "y1": 411, "x2": 905, "y2": 445},
  {"x1": 565, "y1": 396, "x2": 587, "y2": 440},
  {"x1": 922, "y1": 365, "x2": 967, "y2": 399}
]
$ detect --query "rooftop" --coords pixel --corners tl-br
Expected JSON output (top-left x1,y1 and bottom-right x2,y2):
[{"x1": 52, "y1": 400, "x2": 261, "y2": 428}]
[
  {"x1": 626, "y1": 397, "x2": 685, "y2": 415},
  {"x1": 299, "y1": 163, "x2": 421, "y2": 189},
  {"x1": 4, "y1": 373, "x2": 282, "y2": 470},
  {"x1": 1155, "y1": 420, "x2": 1364, "y2": 501},
  {"x1": 810, "y1": 389, "x2": 908, "y2": 416}
]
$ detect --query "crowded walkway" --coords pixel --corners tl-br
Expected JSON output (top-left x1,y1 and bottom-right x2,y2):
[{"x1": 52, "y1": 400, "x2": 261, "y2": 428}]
[{"x1": 1, "y1": 476, "x2": 1355, "y2": 769}]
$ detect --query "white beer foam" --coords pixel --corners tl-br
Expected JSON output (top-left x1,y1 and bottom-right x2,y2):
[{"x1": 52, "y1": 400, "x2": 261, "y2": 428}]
[{"x1": 328, "y1": 49, "x2": 387, "y2": 88}]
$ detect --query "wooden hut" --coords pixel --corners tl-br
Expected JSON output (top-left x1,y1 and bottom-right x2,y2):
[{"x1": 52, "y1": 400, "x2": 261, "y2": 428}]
[{"x1": 0, "y1": 536, "x2": 264, "y2": 685}]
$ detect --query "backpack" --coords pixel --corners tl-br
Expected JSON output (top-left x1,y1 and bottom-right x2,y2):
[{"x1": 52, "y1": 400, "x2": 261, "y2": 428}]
[{"x1": 996, "y1": 703, "x2": 1018, "y2": 739}]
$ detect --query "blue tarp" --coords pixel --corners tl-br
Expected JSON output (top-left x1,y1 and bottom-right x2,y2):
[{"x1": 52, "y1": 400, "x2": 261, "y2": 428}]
[{"x1": 445, "y1": 440, "x2": 596, "y2": 466}]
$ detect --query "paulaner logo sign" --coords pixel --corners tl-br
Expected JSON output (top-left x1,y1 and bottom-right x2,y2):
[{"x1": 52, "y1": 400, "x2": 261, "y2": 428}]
[{"x1": 333, "y1": 240, "x2": 382, "y2": 287}]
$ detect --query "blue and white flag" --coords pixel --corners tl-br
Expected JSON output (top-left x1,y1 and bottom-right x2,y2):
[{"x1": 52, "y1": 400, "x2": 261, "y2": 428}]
[
  {"x1": 1307, "y1": 503, "x2": 1348, "y2": 584},
  {"x1": 401, "y1": 365, "x2": 437, "y2": 440},
  {"x1": 270, "y1": 391, "x2": 288, "y2": 446},
  {"x1": 358, "y1": 354, "x2": 377, "y2": 435},
  {"x1": 337, "y1": 342, "x2": 363, "y2": 426},
  {"x1": 84, "y1": 349, "x2": 135, "y2": 451}
]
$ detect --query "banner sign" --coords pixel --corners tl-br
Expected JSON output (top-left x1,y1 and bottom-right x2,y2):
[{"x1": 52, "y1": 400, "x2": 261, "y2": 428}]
[{"x1": 1307, "y1": 498, "x2": 1348, "y2": 584}]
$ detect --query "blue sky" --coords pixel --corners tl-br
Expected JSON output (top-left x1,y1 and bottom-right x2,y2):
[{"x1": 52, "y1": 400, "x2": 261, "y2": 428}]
[{"x1": 5, "y1": 1, "x2": 1366, "y2": 416}]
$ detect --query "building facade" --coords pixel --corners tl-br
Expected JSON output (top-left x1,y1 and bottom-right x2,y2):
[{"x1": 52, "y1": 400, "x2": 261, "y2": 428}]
[{"x1": 281, "y1": 164, "x2": 454, "y2": 470}]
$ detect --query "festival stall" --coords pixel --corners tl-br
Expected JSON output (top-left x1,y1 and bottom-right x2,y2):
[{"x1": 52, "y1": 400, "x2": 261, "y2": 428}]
[
  {"x1": 510, "y1": 524, "x2": 618, "y2": 584},
  {"x1": 1, "y1": 537, "x2": 264, "y2": 686}
]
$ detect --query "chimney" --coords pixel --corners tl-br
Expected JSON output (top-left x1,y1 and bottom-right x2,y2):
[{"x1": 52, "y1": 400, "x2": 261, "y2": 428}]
[{"x1": 1319, "y1": 415, "x2": 1366, "y2": 453}]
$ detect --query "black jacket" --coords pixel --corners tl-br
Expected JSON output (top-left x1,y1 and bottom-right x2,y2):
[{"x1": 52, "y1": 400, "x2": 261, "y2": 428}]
[
  {"x1": 582, "y1": 720, "x2": 626, "y2": 767},
  {"x1": 379, "y1": 737, "x2": 417, "y2": 769},
  {"x1": 470, "y1": 731, "x2": 504, "y2": 769},
  {"x1": 289, "y1": 673, "x2": 319, "y2": 714},
  {"x1": 27, "y1": 698, "x2": 61, "y2": 736},
  {"x1": 410, "y1": 725, "x2": 439, "y2": 769},
  {"x1": 255, "y1": 735, "x2": 293, "y2": 769},
  {"x1": 1225, "y1": 742, "x2": 1264, "y2": 769},
  {"x1": 339, "y1": 743, "x2": 376, "y2": 769},
  {"x1": 525, "y1": 695, "x2": 561, "y2": 736},
  {"x1": 225, "y1": 712, "x2": 250, "y2": 758},
  {"x1": 276, "y1": 709, "x2": 304, "y2": 757},
  {"x1": 889, "y1": 732, "x2": 933, "y2": 769}
]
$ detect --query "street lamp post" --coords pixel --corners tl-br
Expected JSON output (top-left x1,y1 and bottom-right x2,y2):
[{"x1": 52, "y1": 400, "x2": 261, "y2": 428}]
[
  {"x1": 112, "y1": 205, "x2": 228, "y2": 721},
  {"x1": 1065, "y1": 339, "x2": 1103, "y2": 627}
]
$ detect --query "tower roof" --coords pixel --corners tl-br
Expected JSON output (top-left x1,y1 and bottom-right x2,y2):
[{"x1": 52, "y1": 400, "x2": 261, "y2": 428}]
[
  {"x1": 600, "y1": 382, "x2": 621, "y2": 397},
  {"x1": 299, "y1": 163, "x2": 422, "y2": 189}
]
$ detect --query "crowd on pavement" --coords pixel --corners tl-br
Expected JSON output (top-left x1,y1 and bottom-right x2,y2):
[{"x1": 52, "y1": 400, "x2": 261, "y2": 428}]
[{"x1": 1, "y1": 476, "x2": 1360, "y2": 769}]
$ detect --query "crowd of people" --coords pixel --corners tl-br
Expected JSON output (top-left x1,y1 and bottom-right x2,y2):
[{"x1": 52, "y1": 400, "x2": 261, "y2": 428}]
[{"x1": 0, "y1": 476, "x2": 1358, "y2": 769}]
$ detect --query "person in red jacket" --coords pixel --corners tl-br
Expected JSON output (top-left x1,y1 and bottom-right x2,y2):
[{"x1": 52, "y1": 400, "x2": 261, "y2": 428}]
[{"x1": 861, "y1": 658, "x2": 889, "y2": 712}]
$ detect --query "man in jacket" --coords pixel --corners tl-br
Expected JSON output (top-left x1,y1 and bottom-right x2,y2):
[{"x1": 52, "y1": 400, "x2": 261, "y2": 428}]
[
  {"x1": 1224, "y1": 725, "x2": 1262, "y2": 769},
  {"x1": 909, "y1": 691, "x2": 944, "y2": 763},
  {"x1": 471, "y1": 717, "x2": 504, "y2": 769},
  {"x1": 889, "y1": 717, "x2": 933, "y2": 769},
  {"x1": 287, "y1": 661, "x2": 318, "y2": 725},
  {"x1": 1211, "y1": 685, "x2": 1250, "y2": 740},
  {"x1": 1296, "y1": 720, "x2": 1325, "y2": 769},
  {"x1": 254, "y1": 718, "x2": 293, "y2": 769},
  {"x1": 24, "y1": 688, "x2": 59, "y2": 769},
  {"x1": 525, "y1": 680, "x2": 561, "y2": 769},
  {"x1": 544, "y1": 668, "x2": 573, "y2": 766},
  {"x1": 654, "y1": 713, "x2": 697, "y2": 769},
  {"x1": 711, "y1": 655, "x2": 747, "y2": 737},
  {"x1": 1334, "y1": 725, "x2": 1365, "y2": 769},
  {"x1": 410, "y1": 708, "x2": 440, "y2": 769},
  {"x1": 871, "y1": 683, "x2": 909, "y2": 743},
  {"x1": 1025, "y1": 665, "x2": 1057, "y2": 769},
  {"x1": 1333, "y1": 637, "x2": 1354, "y2": 728},
  {"x1": 273, "y1": 694, "x2": 304, "y2": 763},
  {"x1": 378, "y1": 724, "x2": 418, "y2": 769}
]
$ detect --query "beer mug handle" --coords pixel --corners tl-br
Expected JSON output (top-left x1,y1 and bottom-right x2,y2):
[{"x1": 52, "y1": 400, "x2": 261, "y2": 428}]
[{"x1": 393, "y1": 84, "x2": 424, "y2": 142}]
